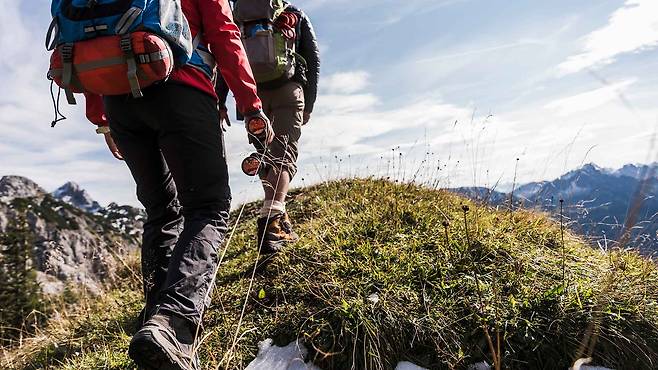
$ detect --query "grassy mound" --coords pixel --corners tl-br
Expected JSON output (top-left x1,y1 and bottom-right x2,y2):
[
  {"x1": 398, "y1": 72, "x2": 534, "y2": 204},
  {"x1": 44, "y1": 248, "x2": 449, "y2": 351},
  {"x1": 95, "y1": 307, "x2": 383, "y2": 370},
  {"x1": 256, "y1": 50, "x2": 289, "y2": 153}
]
[{"x1": 4, "y1": 179, "x2": 658, "y2": 369}]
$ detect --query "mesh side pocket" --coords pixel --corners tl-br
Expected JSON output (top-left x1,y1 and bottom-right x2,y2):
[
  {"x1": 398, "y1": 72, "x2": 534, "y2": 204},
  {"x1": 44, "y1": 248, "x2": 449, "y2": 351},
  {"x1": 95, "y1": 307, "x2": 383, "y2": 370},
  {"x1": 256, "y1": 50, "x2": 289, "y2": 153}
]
[{"x1": 157, "y1": 0, "x2": 193, "y2": 63}]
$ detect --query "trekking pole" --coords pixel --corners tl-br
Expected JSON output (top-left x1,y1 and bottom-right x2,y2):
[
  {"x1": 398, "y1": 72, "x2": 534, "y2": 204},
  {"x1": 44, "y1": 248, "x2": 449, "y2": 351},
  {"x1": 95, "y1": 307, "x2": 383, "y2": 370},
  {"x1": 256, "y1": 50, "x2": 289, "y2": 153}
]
[
  {"x1": 242, "y1": 116, "x2": 270, "y2": 176},
  {"x1": 241, "y1": 154, "x2": 262, "y2": 177},
  {"x1": 194, "y1": 117, "x2": 278, "y2": 361}
]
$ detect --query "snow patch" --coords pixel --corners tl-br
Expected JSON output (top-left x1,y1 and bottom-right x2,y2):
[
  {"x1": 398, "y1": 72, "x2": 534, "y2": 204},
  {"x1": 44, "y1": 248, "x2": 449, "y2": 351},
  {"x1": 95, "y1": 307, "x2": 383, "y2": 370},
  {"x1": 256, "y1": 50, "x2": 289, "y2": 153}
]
[
  {"x1": 244, "y1": 340, "x2": 435, "y2": 370},
  {"x1": 460, "y1": 361, "x2": 614, "y2": 370},
  {"x1": 572, "y1": 357, "x2": 614, "y2": 370},
  {"x1": 245, "y1": 340, "x2": 614, "y2": 370},
  {"x1": 395, "y1": 361, "x2": 428, "y2": 370},
  {"x1": 245, "y1": 339, "x2": 319, "y2": 370}
]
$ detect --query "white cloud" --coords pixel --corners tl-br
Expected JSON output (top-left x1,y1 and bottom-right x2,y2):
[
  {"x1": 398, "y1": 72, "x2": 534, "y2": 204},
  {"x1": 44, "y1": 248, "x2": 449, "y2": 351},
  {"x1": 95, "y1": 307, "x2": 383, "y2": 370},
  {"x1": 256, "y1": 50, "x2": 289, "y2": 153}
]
[
  {"x1": 315, "y1": 93, "x2": 379, "y2": 115},
  {"x1": 0, "y1": 2, "x2": 140, "y2": 206},
  {"x1": 415, "y1": 39, "x2": 544, "y2": 65},
  {"x1": 558, "y1": 0, "x2": 658, "y2": 74},
  {"x1": 291, "y1": 66, "x2": 658, "y2": 193},
  {"x1": 296, "y1": 0, "x2": 466, "y2": 13},
  {"x1": 544, "y1": 79, "x2": 637, "y2": 116},
  {"x1": 5, "y1": 0, "x2": 658, "y2": 209},
  {"x1": 321, "y1": 71, "x2": 370, "y2": 94}
]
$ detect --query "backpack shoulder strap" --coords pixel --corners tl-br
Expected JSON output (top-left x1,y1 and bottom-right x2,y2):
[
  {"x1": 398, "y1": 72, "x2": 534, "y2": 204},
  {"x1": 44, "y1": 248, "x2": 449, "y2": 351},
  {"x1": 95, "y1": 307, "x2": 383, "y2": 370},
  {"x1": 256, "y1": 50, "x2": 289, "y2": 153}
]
[{"x1": 45, "y1": 18, "x2": 59, "y2": 51}]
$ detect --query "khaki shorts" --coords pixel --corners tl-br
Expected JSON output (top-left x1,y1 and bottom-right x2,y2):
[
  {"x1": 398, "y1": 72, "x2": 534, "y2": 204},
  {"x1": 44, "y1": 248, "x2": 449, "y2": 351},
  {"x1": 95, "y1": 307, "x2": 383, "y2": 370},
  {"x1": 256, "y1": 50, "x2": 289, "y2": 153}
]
[{"x1": 259, "y1": 81, "x2": 305, "y2": 178}]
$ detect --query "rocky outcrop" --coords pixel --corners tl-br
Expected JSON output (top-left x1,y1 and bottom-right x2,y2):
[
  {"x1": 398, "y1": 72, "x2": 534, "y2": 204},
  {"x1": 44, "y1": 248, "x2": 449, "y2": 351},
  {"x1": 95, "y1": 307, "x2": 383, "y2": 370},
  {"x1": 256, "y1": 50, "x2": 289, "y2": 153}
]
[
  {"x1": 0, "y1": 176, "x2": 144, "y2": 295},
  {"x1": 0, "y1": 176, "x2": 46, "y2": 202}
]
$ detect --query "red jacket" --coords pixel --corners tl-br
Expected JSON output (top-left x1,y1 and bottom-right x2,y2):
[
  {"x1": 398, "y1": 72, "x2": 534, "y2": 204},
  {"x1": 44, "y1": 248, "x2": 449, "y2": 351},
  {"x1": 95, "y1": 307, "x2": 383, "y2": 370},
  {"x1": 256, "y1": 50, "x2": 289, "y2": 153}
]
[{"x1": 86, "y1": 0, "x2": 261, "y2": 126}]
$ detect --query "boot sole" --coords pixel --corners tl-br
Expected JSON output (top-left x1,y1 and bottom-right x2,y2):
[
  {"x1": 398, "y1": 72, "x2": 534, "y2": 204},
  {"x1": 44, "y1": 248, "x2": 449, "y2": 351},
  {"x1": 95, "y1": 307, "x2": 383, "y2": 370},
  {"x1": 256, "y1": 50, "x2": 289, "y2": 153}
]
[
  {"x1": 259, "y1": 235, "x2": 299, "y2": 254},
  {"x1": 259, "y1": 241, "x2": 283, "y2": 254},
  {"x1": 129, "y1": 331, "x2": 185, "y2": 370}
]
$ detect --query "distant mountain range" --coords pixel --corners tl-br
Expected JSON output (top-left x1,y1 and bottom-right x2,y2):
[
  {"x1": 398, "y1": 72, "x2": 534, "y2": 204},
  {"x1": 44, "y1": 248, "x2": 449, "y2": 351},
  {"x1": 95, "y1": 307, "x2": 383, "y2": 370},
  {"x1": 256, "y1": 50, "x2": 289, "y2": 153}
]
[
  {"x1": 0, "y1": 175, "x2": 144, "y2": 294},
  {"x1": 2, "y1": 163, "x2": 657, "y2": 296},
  {"x1": 453, "y1": 163, "x2": 658, "y2": 254}
]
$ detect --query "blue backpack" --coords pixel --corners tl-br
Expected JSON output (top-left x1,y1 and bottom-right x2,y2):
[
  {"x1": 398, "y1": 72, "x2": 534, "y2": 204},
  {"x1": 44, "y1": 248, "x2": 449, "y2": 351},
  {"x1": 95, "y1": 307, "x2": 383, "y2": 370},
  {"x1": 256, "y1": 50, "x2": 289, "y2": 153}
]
[{"x1": 46, "y1": 0, "x2": 216, "y2": 104}]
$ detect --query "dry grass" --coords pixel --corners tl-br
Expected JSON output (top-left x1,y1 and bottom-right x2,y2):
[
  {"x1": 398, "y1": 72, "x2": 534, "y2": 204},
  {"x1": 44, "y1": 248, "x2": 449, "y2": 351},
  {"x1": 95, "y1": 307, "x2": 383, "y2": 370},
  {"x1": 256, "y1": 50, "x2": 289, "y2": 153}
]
[{"x1": 3, "y1": 179, "x2": 658, "y2": 369}]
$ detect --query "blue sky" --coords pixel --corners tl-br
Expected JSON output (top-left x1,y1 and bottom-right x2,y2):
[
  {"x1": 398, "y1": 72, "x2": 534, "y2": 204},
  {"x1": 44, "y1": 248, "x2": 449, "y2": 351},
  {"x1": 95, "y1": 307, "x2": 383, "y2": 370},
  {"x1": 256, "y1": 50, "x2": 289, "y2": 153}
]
[{"x1": 2, "y1": 0, "x2": 658, "y2": 206}]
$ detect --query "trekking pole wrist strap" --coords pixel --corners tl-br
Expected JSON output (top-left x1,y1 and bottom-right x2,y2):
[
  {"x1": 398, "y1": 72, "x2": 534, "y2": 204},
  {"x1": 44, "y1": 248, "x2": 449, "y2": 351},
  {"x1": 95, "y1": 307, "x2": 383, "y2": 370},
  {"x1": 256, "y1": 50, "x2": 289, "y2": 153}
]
[{"x1": 96, "y1": 126, "x2": 111, "y2": 135}]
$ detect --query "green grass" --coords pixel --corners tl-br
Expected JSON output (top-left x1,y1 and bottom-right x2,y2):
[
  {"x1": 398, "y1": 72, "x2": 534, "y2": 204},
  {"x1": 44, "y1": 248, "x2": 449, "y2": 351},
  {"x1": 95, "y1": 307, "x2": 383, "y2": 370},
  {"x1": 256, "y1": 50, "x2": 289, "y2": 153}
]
[{"x1": 4, "y1": 179, "x2": 658, "y2": 369}]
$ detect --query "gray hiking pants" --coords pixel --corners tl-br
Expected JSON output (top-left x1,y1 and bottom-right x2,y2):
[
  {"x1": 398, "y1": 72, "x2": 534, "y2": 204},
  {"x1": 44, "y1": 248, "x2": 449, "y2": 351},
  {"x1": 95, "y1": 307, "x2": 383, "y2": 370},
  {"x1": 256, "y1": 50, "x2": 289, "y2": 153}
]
[
  {"x1": 103, "y1": 82, "x2": 230, "y2": 327},
  {"x1": 259, "y1": 81, "x2": 305, "y2": 178}
]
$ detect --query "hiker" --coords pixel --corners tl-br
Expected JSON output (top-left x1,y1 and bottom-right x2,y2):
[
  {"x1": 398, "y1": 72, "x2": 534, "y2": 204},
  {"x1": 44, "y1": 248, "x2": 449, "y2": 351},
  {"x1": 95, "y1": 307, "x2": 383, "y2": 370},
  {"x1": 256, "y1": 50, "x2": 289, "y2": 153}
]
[
  {"x1": 218, "y1": 0, "x2": 320, "y2": 254},
  {"x1": 47, "y1": 0, "x2": 272, "y2": 369}
]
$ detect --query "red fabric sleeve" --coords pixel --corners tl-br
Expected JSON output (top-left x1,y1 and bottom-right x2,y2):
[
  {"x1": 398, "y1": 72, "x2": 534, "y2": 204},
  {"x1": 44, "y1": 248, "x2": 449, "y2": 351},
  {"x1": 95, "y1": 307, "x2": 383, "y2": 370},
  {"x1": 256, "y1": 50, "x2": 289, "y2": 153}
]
[
  {"x1": 197, "y1": 0, "x2": 261, "y2": 115},
  {"x1": 84, "y1": 93, "x2": 109, "y2": 127}
]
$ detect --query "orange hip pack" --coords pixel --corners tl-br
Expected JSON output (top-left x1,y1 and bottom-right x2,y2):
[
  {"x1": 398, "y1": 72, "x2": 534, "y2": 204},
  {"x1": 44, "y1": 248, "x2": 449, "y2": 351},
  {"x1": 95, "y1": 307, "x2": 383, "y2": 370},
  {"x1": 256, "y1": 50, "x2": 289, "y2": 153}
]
[{"x1": 48, "y1": 31, "x2": 174, "y2": 98}]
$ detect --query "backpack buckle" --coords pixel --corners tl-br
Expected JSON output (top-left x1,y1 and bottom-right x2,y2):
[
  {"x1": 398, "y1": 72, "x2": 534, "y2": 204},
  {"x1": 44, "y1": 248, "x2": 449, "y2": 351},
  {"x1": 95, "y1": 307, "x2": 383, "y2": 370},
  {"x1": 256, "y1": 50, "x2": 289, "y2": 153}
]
[{"x1": 137, "y1": 54, "x2": 150, "y2": 64}]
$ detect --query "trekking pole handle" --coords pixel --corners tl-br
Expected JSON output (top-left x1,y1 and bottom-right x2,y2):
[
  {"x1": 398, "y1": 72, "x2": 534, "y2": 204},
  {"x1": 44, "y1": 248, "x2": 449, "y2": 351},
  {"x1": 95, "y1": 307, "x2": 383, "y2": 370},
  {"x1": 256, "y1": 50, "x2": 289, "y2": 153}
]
[
  {"x1": 244, "y1": 110, "x2": 272, "y2": 147},
  {"x1": 246, "y1": 116, "x2": 267, "y2": 136}
]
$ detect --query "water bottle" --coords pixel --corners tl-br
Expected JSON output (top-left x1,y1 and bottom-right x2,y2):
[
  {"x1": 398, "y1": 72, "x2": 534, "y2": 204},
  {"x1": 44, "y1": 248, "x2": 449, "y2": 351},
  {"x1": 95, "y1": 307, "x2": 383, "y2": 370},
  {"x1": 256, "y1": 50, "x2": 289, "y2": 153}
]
[{"x1": 249, "y1": 24, "x2": 270, "y2": 37}]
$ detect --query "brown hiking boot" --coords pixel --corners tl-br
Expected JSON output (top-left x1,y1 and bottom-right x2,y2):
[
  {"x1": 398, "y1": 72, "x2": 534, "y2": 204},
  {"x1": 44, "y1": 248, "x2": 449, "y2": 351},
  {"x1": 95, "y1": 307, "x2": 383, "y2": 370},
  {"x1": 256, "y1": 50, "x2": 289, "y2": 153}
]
[
  {"x1": 256, "y1": 212, "x2": 299, "y2": 254},
  {"x1": 128, "y1": 313, "x2": 200, "y2": 370}
]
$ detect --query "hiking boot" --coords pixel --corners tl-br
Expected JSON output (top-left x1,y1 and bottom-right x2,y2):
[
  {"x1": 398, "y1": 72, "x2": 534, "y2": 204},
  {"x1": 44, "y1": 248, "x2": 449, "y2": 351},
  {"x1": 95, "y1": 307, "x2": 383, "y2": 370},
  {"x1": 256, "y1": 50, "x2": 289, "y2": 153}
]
[
  {"x1": 134, "y1": 304, "x2": 160, "y2": 331},
  {"x1": 256, "y1": 212, "x2": 299, "y2": 254},
  {"x1": 133, "y1": 306, "x2": 150, "y2": 332},
  {"x1": 128, "y1": 313, "x2": 200, "y2": 370}
]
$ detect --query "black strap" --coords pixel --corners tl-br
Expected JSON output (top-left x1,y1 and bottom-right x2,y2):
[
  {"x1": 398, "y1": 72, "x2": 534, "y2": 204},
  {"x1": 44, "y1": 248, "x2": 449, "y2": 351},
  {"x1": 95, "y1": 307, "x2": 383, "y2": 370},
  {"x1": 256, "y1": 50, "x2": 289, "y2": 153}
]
[
  {"x1": 45, "y1": 18, "x2": 59, "y2": 51},
  {"x1": 293, "y1": 52, "x2": 307, "y2": 68},
  {"x1": 49, "y1": 80, "x2": 67, "y2": 127}
]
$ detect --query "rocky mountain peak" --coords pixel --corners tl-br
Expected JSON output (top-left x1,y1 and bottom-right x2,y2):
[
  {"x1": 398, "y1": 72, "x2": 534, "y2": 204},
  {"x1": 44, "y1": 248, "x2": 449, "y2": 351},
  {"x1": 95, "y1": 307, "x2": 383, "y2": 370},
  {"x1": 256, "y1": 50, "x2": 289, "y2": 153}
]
[
  {"x1": 0, "y1": 175, "x2": 47, "y2": 202},
  {"x1": 53, "y1": 181, "x2": 102, "y2": 213},
  {"x1": 564, "y1": 163, "x2": 604, "y2": 179},
  {"x1": 615, "y1": 163, "x2": 658, "y2": 180},
  {"x1": 580, "y1": 163, "x2": 604, "y2": 173}
]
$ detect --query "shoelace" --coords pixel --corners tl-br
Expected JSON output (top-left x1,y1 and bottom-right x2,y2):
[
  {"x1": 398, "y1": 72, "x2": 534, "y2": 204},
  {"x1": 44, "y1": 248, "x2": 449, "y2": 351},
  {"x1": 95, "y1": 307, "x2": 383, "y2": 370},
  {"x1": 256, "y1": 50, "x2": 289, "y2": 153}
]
[{"x1": 280, "y1": 218, "x2": 293, "y2": 234}]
